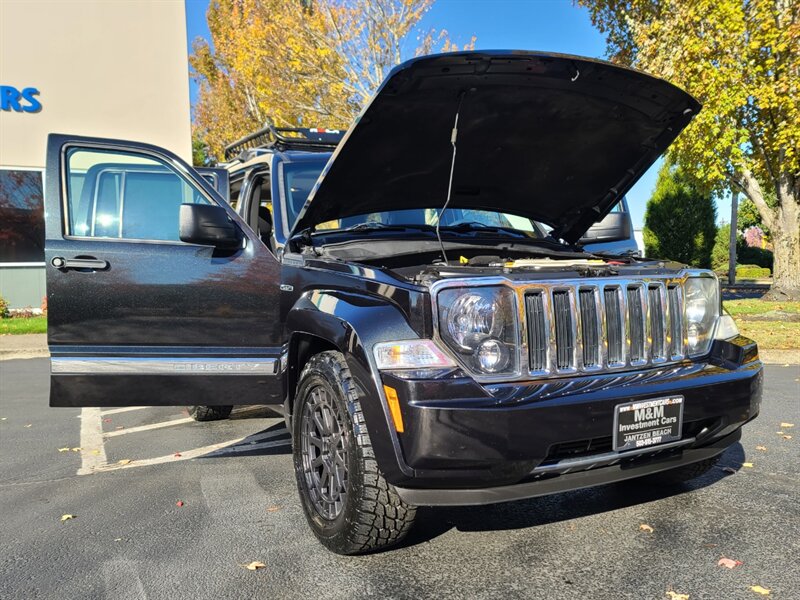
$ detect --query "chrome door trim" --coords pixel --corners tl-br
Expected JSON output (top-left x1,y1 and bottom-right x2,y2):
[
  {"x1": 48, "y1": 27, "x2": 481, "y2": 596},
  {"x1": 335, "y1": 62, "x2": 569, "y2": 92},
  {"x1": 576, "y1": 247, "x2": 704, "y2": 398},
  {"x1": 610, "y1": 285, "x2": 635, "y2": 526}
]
[{"x1": 51, "y1": 356, "x2": 279, "y2": 376}]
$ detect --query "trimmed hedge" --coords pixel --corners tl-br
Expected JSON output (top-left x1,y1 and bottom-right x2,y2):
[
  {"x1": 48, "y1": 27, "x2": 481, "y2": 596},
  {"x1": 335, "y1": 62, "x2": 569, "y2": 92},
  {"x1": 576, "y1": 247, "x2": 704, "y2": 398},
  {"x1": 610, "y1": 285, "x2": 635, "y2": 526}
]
[{"x1": 715, "y1": 263, "x2": 772, "y2": 279}]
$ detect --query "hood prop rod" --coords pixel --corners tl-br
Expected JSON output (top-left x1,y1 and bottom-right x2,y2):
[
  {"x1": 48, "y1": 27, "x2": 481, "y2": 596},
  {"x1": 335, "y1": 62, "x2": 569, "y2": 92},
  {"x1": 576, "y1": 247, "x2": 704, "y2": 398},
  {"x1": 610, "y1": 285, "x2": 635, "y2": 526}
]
[{"x1": 435, "y1": 92, "x2": 466, "y2": 265}]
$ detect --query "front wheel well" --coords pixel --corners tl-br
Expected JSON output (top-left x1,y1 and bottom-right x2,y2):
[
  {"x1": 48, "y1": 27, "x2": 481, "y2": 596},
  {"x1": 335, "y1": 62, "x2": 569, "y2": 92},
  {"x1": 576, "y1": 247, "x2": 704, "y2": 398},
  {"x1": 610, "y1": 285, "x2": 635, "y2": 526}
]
[{"x1": 286, "y1": 333, "x2": 339, "y2": 421}]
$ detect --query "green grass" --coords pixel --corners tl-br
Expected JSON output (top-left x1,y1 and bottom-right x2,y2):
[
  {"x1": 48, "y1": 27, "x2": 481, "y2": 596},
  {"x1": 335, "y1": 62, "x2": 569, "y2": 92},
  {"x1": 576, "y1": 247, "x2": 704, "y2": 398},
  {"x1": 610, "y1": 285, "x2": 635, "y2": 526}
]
[
  {"x1": 0, "y1": 316, "x2": 48, "y2": 335},
  {"x1": 736, "y1": 321, "x2": 800, "y2": 350},
  {"x1": 723, "y1": 299, "x2": 800, "y2": 316}
]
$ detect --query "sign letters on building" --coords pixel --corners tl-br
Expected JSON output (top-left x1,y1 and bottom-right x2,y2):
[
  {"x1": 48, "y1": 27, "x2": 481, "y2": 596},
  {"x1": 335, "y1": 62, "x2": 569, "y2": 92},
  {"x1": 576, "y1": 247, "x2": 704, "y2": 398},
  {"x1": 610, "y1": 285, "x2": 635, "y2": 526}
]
[{"x1": 0, "y1": 86, "x2": 42, "y2": 113}]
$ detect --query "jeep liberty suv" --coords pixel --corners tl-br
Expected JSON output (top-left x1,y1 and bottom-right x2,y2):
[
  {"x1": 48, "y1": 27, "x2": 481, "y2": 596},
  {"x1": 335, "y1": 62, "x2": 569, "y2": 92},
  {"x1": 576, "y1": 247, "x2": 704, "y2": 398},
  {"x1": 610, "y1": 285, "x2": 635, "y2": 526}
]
[{"x1": 44, "y1": 51, "x2": 762, "y2": 555}]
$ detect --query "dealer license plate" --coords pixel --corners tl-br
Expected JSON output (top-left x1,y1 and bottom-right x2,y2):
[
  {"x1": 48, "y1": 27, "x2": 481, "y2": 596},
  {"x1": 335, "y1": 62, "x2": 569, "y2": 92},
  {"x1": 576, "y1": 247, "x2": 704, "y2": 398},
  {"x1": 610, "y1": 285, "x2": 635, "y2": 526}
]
[{"x1": 613, "y1": 396, "x2": 684, "y2": 452}]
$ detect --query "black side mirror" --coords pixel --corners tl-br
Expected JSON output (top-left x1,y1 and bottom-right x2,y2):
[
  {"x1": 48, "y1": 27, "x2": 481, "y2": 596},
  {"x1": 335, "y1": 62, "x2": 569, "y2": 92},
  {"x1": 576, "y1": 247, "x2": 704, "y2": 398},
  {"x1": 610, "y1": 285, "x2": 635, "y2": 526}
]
[
  {"x1": 579, "y1": 212, "x2": 633, "y2": 244},
  {"x1": 179, "y1": 204, "x2": 242, "y2": 249}
]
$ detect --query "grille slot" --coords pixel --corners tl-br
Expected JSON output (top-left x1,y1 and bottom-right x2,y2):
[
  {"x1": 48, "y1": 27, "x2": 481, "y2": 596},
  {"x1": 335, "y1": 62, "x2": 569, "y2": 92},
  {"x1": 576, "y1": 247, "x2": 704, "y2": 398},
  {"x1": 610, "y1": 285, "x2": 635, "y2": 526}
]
[
  {"x1": 526, "y1": 292, "x2": 548, "y2": 371},
  {"x1": 648, "y1": 285, "x2": 666, "y2": 360},
  {"x1": 604, "y1": 287, "x2": 624, "y2": 365},
  {"x1": 668, "y1": 285, "x2": 684, "y2": 357},
  {"x1": 552, "y1": 290, "x2": 575, "y2": 370},
  {"x1": 579, "y1": 289, "x2": 600, "y2": 367},
  {"x1": 627, "y1": 286, "x2": 645, "y2": 362}
]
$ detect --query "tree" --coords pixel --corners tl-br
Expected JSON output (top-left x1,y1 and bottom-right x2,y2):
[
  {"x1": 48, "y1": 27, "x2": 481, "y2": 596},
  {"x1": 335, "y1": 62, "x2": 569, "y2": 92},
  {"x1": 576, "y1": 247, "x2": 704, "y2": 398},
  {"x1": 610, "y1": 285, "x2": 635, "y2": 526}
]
[
  {"x1": 643, "y1": 162, "x2": 717, "y2": 268},
  {"x1": 190, "y1": 0, "x2": 474, "y2": 160},
  {"x1": 578, "y1": 0, "x2": 799, "y2": 299}
]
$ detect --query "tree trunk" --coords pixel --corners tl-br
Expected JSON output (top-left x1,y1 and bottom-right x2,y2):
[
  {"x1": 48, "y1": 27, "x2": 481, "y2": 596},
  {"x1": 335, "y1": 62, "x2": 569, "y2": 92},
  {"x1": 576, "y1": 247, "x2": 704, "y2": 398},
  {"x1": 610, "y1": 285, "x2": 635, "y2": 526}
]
[
  {"x1": 735, "y1": 170, "x2": 800, "y2": 301},
  {"x1": 763, "y1": 199, "x2": 800, "y2": 301}
]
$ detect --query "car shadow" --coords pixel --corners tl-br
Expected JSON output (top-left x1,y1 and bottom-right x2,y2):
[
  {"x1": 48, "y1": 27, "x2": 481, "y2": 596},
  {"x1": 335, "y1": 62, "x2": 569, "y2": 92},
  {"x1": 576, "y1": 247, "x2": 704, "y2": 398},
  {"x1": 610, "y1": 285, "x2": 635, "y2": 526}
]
[
  {"x1": 397, "y1": 442, "x2": 746, "y2": 549},
  {"x1": 198, "y1": 421, "x2": 292, "y2": 459}
]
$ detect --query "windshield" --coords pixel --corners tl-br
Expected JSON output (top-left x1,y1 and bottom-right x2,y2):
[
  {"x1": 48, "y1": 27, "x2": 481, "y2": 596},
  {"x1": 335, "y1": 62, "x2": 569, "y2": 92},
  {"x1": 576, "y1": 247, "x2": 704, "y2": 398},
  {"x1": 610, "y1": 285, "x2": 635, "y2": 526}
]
[{"x1": 279, "y1": 159, "x2": 545, "y2": 237}]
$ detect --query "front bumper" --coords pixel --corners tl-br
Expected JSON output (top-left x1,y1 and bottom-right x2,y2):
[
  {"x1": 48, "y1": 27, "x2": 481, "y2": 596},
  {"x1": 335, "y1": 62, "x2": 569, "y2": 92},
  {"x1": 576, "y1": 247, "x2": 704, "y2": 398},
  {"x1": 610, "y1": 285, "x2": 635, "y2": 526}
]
[{"x1": 379, "y1": 336, "x2": 762, "y2": 501}]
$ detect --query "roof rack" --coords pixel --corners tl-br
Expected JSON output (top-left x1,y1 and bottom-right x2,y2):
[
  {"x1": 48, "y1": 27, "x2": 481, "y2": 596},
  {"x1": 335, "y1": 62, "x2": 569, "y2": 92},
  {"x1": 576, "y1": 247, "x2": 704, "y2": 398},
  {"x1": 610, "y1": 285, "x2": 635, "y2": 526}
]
[{"x1": 223, "y1": 122, "x2": 345, "y2": 161}]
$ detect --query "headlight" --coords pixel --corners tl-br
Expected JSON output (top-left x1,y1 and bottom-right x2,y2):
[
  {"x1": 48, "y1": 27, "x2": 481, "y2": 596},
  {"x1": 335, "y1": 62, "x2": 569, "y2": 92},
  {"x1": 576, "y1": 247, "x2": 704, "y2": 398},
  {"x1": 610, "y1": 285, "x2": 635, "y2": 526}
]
[
  {"x1": 684, "y1": 276, "x2": 719, "y2": 356},
  {"x1": 438, "y1": 286, "x2": 519, "y2": 375},
  {"x1": 373, "y1": 340, "x2": 455, "y2": 370}
]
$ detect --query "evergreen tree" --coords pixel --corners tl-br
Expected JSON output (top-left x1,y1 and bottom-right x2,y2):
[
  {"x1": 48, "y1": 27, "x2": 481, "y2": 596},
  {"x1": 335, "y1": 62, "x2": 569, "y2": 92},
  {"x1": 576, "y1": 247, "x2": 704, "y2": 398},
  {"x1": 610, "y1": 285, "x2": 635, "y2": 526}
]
[{"x1": 643, "y1": 162, "x2": 717, "y2": 268}]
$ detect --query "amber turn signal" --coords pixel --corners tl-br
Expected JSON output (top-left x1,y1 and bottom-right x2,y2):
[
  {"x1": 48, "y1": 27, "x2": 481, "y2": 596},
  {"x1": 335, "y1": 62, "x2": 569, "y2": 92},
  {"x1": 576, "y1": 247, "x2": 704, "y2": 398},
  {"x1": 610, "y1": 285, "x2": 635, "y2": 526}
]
[{"x1": 383, "y1": 385, "x2": 405, "y2": 433}]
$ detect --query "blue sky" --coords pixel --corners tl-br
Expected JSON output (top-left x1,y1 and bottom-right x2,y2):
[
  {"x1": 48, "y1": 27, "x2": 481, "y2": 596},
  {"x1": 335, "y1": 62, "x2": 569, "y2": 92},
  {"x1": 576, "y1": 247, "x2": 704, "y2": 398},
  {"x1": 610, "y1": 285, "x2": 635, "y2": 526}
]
[{"x1": 184, "y1": 0, "x2": 731, "y2": 229}]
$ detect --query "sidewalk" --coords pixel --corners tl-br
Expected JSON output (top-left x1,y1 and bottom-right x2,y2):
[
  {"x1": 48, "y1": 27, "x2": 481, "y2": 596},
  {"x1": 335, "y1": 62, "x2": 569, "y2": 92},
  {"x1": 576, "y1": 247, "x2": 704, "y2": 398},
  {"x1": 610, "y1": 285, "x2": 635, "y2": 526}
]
[
  {"x1": 1, "y1": 334, "x2": 797, "y2": 364},
  {"x1": 0, "y1": 334, "x2": 49, "y2": 360}
]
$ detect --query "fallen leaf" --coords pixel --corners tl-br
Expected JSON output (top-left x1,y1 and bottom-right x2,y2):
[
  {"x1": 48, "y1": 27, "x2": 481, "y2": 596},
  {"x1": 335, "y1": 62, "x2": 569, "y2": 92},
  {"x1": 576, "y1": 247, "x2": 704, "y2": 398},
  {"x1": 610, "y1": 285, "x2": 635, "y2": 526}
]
[
  {"x1": 58, "y1": 447, "x2": 70, "y2": 452},
  {"x1": 750, "y1": 585, "x2": 770, "y2": 596},
  {"x1": 718, "y1": 557, "x2": 743, "y2": 569},
  {"x1": 174, "y1": 452, "x2": 182, "y2": 457},
  {"x1": 245, "y1": 561, "x2": 266, "y2": 571},
  {"x1": 666, "y1": 591, "x2": 690, "y2": 600},
  {"x1": 117, "y1": 459, "x2": 132, "y2": 465},
  {"x1": 783, "y1": 435, "x2": 792, "y2": 440},
  {"x1": 742, "y1": 462, "x2": 754, "y2": 468},
  {"x1": 24, "y1": 424, "x2": 32, "y2": 428},
  {"x1": 721, "y1": 466, "x2": 737, "y2": 474},
  {"x1": 60, "y1": 514, "x2": 76, "y2": 522},
  {"x1": 780, "y1": 422, "x2": 795, "y2": 428},
  {"x1": 176, "y1": 501, "x2": 184, "y2": 507},
  {"x1": 639, "y1": 523, "x2": 654, "y2": 533},
  {"x1": 756, "y1": 445, "x2": 767, "y2": 451},
  {"x1": 266, "y1": 506, "x2": 281, "y2": 512}
]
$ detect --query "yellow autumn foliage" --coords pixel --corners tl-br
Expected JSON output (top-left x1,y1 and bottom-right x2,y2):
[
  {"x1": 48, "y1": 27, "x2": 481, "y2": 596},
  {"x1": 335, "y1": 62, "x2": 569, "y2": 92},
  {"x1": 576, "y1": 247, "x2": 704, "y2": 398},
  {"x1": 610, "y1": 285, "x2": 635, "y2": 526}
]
[{"x1": 191, "y1": 0, "x2": 474, "y2": 160}]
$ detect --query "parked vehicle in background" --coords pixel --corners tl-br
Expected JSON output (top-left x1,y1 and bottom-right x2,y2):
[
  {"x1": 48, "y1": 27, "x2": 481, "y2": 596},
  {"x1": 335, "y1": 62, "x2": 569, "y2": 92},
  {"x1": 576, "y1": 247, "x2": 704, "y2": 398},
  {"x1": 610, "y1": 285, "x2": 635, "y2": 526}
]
[
  {"x1": 580, "y1": 197, "x2": 640, "y2": 256},
  {"x1": 44, "y1": 51, "x2": 761, "y2": 554}
]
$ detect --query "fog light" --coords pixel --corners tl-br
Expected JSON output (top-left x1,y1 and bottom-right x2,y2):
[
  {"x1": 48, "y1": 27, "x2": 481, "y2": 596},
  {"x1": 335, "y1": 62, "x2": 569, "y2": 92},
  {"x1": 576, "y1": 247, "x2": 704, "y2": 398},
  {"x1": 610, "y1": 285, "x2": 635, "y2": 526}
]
[{"x1": 476, "y1": 338, "x2": 509, "y2": 373}]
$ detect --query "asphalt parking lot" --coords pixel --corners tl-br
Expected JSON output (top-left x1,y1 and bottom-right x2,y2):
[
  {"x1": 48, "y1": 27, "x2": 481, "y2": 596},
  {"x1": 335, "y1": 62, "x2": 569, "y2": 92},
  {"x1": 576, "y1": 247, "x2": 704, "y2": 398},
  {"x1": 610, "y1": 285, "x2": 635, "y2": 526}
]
[{"x1": 1, "y1": 358, "x2": 798, "y2": 600}]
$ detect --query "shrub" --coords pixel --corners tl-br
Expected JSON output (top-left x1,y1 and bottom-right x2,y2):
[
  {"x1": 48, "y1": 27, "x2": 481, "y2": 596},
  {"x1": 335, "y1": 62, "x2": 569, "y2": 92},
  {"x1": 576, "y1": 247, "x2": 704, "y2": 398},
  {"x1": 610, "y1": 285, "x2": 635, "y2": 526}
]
[
  {"x1": 643, "y1": 162, "x2": 717, "y2": 268},
  {"x1": 0, "y1": 296, "x2": 8, "y2": 319},
  {"x1": 716, "y1": 263, "x2": 772, "y2": 279},
  {"x1": 711, "y1": 225, "x2": 774, "y2": 272},
  {"x1": 736, "y1": 265, "x2": 771, "y2": 279}
]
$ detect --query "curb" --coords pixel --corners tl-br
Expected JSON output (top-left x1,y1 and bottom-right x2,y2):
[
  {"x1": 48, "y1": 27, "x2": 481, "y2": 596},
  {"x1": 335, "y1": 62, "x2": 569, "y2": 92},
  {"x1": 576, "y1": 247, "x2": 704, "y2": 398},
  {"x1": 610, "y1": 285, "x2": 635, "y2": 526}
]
[{"x1": 0, "y1": 350, "x2": 50, "y2": 361}]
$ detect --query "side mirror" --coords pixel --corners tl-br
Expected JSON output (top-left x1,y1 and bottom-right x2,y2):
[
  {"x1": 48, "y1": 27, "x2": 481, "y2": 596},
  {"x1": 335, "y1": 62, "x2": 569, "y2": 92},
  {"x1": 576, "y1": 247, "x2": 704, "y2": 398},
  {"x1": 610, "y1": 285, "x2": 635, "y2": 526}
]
[
  {"x1": 579, "y1": 212, "x2": 633, "y2": 245},
  {"x1": 179, "y1": 204, "x2": 242, "y2": 249}
]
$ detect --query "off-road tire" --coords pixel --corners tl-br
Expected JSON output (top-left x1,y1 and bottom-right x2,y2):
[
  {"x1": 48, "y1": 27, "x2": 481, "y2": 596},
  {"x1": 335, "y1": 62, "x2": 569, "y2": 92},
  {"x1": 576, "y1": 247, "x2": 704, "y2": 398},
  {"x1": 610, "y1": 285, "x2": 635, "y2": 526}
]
[
  {"x1": 293, "y1": 351, "x2": 416, "y2": 554},
  {"x1": 188, "y1": 405, "x2": 233, "y2": 422},
  {"x1": 638, "y1": 456, "x2": 720, "y2": 486}
]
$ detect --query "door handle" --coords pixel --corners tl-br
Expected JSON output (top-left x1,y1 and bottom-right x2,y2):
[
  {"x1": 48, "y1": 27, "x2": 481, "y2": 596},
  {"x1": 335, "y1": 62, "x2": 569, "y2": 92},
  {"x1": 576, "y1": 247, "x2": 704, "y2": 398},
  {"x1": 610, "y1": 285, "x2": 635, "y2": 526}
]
[{"x1": 51, "y1": 256, "x2": 109, "y2": 271}]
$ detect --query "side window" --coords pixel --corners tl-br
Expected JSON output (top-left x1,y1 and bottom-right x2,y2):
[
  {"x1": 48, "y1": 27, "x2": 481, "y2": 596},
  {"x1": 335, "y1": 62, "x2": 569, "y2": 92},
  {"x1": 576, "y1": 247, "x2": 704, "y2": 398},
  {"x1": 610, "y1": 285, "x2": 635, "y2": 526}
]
[{"x1": 65, "y1": 148, "x2": 210, "y2": 242}]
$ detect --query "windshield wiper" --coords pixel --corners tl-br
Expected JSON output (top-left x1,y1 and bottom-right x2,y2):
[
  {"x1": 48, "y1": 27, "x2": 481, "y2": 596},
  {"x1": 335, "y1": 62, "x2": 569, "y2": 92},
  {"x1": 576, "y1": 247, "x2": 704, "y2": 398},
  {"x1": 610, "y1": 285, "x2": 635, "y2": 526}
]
[
  {"x1": 441, "y1": 222, "x2": 529, "y2": 237},
  {"x1": 336, "y1": 223, "x2": 434, "y2": 233}
]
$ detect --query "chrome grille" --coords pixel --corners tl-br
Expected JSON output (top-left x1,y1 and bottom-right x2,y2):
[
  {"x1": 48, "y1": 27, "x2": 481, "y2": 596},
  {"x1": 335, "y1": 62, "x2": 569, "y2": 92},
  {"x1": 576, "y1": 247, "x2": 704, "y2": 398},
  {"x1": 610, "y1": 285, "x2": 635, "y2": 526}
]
[
  {"x1": 579, "y1": 288, "x2": 600, "y2": 368},
  {"x1": 668, "y1": 285, "x2": 685, "y2": 358},
  {"x1": 525, "y1": 278, "x2": 687, "y2": 375},
  {"x1": 552, "y1": 290, "x2": 575, "y2": 370},
  {"x1": 526, "y1": 292, "x2": 548, "y2": 372},
  {"x1": 627, "y1": 285, "x2": 646, "y2": 363}
]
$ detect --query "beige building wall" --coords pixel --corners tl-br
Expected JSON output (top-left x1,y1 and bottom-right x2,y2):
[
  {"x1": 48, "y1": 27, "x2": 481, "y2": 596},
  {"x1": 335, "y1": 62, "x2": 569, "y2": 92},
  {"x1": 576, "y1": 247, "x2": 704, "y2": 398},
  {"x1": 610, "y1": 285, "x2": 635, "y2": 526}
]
[{"x1": 0, "y1": 0, "x2": 192, "y2": 168}]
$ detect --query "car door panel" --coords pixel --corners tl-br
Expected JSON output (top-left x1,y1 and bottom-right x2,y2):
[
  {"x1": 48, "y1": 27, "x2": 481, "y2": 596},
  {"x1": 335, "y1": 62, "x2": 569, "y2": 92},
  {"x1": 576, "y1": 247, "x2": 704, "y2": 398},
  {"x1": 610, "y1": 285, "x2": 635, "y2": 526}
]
[{"x1": 44, "y1": 134, "x2": 283, "y2": 407}]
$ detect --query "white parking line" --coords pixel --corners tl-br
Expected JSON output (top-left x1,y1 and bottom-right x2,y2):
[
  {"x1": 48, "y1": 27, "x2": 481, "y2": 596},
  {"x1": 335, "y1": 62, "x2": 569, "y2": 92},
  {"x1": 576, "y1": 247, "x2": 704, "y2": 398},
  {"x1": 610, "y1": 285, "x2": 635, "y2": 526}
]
[
  {"x1": 77, "y1": 407, "x2": 108, "y2": 475},
  {"x1": 94, "y1": 434, "x2": 291, "y2": 473},
  {"x1": 99, "y1": 406, "x2": 148, "y2": 416},
  {"x1": 103, "y1": 416, "x2": 195, "y2": 438}
]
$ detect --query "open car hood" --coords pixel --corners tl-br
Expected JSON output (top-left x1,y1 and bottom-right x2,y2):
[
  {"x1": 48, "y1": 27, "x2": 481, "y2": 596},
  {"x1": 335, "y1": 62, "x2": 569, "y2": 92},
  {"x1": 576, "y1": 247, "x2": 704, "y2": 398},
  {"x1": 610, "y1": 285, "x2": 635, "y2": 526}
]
[{"x1": 291, "y1": 51, "x2": 700, "y2": 244}]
